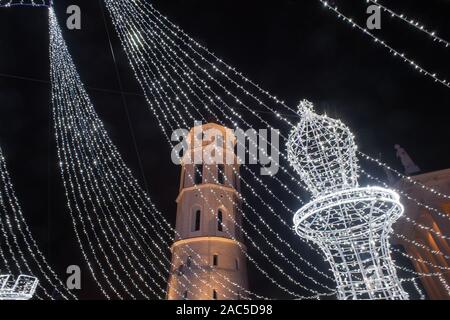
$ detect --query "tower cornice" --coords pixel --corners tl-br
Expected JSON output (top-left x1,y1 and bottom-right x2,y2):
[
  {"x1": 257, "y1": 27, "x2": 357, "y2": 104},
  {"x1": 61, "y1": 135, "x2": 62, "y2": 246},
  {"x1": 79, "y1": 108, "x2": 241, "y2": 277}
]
[{"x1": 176, "y1": 183, "x2": 241, "y2": 203}]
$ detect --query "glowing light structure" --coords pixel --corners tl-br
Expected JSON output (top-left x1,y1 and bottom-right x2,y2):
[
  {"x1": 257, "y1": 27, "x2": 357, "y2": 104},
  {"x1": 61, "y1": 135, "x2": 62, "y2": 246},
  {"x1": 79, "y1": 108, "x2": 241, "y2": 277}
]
[
  {"x1": 0, "y1": 275, "x2": 39, "y2": 300},
  {"x1": 287, "y1": 100, "x2": 408, "y2": 300},
  {"x1": 0, "y1": 0, "x2": 52, "y2": 7}
]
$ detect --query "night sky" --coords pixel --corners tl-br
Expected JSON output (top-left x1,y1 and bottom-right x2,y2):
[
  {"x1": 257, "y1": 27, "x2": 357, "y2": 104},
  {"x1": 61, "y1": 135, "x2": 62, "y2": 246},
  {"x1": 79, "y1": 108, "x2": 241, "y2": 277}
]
[{"x1": 0, "y1": 0, "x2": 449, "y2": 299}]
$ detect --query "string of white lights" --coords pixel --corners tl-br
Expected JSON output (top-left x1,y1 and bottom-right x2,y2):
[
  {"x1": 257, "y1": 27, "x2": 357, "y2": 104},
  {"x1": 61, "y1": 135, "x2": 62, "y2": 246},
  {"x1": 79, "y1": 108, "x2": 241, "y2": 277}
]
[
  {"x1": 129, "y1": 0, "x2": 450, "y2": 296},
  {"x1": 113, "y1": 1, "x2": 358, "y2": 288},
  {"x1": 120, "y1": 0, "x2": 368, "y2": 205},
  {"x1": 51, "y1": 10, "x2": 234, "y2": 300},
  {"x1": 401, "y1": 269, "x2": 450, "y2": 300},
  {"x1": 111, "y1": 0, "x2": 335, "y2": 287},
  {"x1": 360, "y1": 152, "x2": 450, "y2": 201},
  {"x1": 319, "y1": 0, "x2": 450, "y2": 89},
  {"x1": 101, "y1": 15, "x2": 262, "y2": 300},
  {"x1": 108, "y1": 0, "x2": 442, "y2": 298},
  {"x1": 50, "y1": 8, "x2": 164, "y2": 299},
  {"x1": 107, "y1": 11, "x2": 316, "y2": 302},
  {"x1": 0, "y1": 0, "x2": 50, "y2": 7},
  {"x1": 109, "y1": 3, "x2": 332, "y2": 300},
  {"x1": 55, "y1": 57, "x2": 167, "y2": 299},
  {"x1": 0, "y1": 1, "x2": 75, "y2": 301},
  {"x1": 147, "y1": 10, "x2": 450, "y2": 270},
  {"x1": 391, "y1": 247, "x2": 450, "y2": 273},
  {"x1": 402, "y1": 277, "x2": 426, "y2": 300},
  {"x1": 287, "y1": 100, "x2": 408, "y2": 299},
  {"x1": 49, "y1": 8, "x2": 260, "y2": 300},
  {"x1": 395, "y1": 233, "x2": 450, "y2": 262},
  {"x1": 361, "y1": 170, "x2": 450, "y2": 295},
  {"x1": 141, "y1": 0, "x2": 450, "y2": 205},
  {"x1": 53, "y1": 27, "x2": 205, "y2": 299},
  {"x1": 105, "y1": 0, "x2": 446, "y2": 300},
  {"x1": 108, "y1": 0, "x2": 337, "y2": 296},
  {"x1": 0, "y1": 145, "x2": 75, "y2": 299},
  {"x1": 110, "y1": 0, "x2": 315, "y2": 220},
  {"x1": 362, "y1": 170, "x2": 450, "y2": 241},
  {"x1": 54, "y1": 38, "x2": 242, "y2": 302},
  {"x1": 366, "y1": 0, "x2": 450, "y2": 48}
]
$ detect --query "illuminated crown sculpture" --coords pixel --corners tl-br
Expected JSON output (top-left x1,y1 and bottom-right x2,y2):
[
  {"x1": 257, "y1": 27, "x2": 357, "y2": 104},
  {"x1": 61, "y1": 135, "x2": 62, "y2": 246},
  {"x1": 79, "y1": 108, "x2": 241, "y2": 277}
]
[
  {"x1": 0, "y1": 275, "x2": 39, "y2": 300},
  {"x1": 287, "y1": 100, "x2": 408, "y2": 300}
]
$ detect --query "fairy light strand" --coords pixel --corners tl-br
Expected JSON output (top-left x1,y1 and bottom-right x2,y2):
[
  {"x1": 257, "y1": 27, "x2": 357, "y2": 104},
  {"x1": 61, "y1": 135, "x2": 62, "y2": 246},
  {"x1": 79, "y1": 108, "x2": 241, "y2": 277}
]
[
  {"x1": 111, "y1": 0, "x2": 335, "y2": 286},
  {"x1": 107, "y1": 0, "x2": 338, "y2": 295},
  {"x1": 50, "y1": 7, "x2": 268, "y2": 300},
  {"x1": 106, "y1": 0, "x2": 450, "y2": 298},
  {"x1": 367, "y1": 0, "x2": 450, "y2": 48},
  {"x1": 142, "y1": 0, "x2": 450, "y2": 201}
]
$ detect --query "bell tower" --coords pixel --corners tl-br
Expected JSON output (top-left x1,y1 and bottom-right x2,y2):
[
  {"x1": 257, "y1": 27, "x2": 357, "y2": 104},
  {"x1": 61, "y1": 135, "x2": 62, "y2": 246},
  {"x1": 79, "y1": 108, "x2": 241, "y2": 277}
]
[{"x1": 167, "y1": 123, "x2": 249, "y2": 300}]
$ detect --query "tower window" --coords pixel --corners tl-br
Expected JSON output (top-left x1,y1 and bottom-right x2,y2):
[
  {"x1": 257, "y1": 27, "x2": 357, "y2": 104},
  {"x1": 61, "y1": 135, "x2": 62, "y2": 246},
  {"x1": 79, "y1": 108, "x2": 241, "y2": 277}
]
[
  {"x1": 213, "y1": 290, "x2": 218, "y2": 300},
  {"x1": 186, "y1": 256, "x2": 192, "y2": 267},
  {"x1": 193, "y1": 209, "x2": 201, "y2": 232},
  {"x1": 235, "y1": 258, "x2": 239, "y2": 270},
  {"x1": 194, "y1": 164, "x2": 203, "y2": 185},
  {"x1": 218, "y1": 164, "x2": 225, "y2": 184},
  {"x1": 217, "y1": 210, "x2": 223, "y2": 232},
  {"x1": 213, "y1": 254, "x2": 218, "y2": 267}
]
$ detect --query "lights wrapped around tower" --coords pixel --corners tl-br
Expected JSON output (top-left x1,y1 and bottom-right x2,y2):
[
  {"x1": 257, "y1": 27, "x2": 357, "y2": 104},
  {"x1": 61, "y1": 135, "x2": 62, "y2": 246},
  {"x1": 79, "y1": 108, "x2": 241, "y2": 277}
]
[{"x1": 287, "y1": 100, "x2": 408, "y2": 300}]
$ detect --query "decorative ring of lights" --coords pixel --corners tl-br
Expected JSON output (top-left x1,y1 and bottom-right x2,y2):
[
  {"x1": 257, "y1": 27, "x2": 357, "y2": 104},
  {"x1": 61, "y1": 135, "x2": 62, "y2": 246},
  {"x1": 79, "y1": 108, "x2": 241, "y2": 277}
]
[{"x1": 293, "y1": 186, "x2": 404, "y2": 242}]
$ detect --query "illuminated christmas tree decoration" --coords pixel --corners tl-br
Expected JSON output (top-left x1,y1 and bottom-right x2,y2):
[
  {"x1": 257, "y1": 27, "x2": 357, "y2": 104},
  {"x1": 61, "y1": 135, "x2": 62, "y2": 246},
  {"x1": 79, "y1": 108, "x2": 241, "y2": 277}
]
[
  {"x1": 0, "y1": 275, "x2": 39, "y2": 300},
  {"x1": 288, "y1": 100, "x2": 408, "y2": 300}
]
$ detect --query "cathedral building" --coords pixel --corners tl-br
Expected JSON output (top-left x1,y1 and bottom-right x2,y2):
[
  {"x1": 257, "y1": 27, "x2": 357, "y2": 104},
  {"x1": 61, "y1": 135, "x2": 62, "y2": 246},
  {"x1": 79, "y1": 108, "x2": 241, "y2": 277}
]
[
  {"x1": 393, "y1": 168, "x2": 450, "y2": 299},
  {"x1": 166, "y1": 123, "x2": 249, "y2": 300}
]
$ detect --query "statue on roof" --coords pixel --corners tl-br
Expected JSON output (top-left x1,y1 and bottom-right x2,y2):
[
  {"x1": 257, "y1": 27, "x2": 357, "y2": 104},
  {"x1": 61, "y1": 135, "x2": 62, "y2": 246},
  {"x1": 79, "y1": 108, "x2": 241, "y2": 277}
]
[{"x1": 395, "y1": 144, "x2": 421, "y2": 175}]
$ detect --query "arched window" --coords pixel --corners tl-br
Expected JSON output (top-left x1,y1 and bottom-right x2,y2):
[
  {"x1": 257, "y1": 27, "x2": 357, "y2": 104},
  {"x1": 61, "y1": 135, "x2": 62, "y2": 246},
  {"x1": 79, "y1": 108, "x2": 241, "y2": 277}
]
[
  {"x1": 186, "y1": 256, "x2": 192, "y2": 267},
  {"x1": 217, "y1": 164, "x2": 225, "y2": 184},
  {"x1": 213, "y1": 290, "x2": 218, "y2": 300},
  {"x1": 192, "y1": 209, "x2": 201, "y2": 232},
  {"x1": 194, "y1": 164, "x2": 203, "y2": 185},
  {"x1": 177, "y1": 264, "x2": 184, "y2": 276},
  {"x1": 217, "y1": 209, "x2": 223, "y2": 232},
  {"x1": 235, "y1": 258, "x2": 239, "y2": 271}
]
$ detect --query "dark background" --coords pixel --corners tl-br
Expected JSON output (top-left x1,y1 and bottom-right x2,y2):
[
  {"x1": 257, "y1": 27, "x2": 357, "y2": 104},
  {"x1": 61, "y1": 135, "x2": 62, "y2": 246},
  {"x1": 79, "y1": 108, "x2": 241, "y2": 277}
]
[{"x1": 0, "y1": 0, "x2": 449, "y2": 299}]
